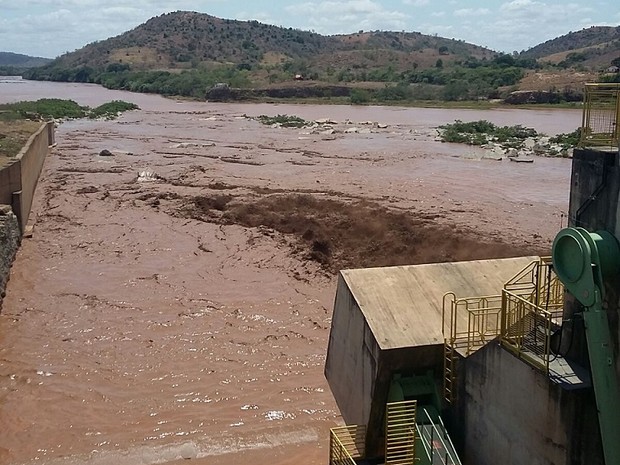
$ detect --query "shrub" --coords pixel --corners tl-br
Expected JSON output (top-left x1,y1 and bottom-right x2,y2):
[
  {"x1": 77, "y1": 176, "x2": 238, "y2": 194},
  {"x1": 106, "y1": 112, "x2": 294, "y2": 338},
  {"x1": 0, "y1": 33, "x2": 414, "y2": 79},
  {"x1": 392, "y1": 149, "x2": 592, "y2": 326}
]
[
  {"x1": 550, "y1": 128, "x2": 581, "y2": 149},
  {"x1": 0, "y1": 99, "x2": 86, "y2": 119},
  {"x1": 256, "y1": 114, "x2": 309, "y2": 128},
  {"x1": 438, "y1": 120, "x2": 540, "y2": 148},
  {"x1": 0, "y1": 99, "x2": 139, "y2": 120},
  {"x1": 376, "y1": 83, "x2": 412, "y2": 101},
  {"x1": 350, "y1": 89, "x2": 371, "y2": 104},
  {"x1": 90, "y1": 100, "x2": 139, "y2": 119}
]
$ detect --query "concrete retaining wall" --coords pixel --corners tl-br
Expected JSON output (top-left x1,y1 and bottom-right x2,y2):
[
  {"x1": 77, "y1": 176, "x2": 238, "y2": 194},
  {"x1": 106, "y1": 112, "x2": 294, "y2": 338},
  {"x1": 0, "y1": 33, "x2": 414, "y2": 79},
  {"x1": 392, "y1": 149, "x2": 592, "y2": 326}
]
[
  {"x1": 460, "y1": 342, "x2": 602, "y2": 465},
  {"x1": 0, "y1": 208, "x2": 20, "y2": 309},
  {"x1": 0, "y1": 121, "x2": 53, "y2": 308},
  {"x1": 0, "y1": 121, "x2": 53, "y2": 233}
]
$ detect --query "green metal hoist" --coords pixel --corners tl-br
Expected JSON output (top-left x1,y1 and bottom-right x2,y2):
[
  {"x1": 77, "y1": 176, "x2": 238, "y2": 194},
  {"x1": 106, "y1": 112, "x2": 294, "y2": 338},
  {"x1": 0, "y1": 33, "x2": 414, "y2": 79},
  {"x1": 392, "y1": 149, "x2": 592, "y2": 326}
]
[{"x1": 552, "y1": 227, "x2": 620, "y2": 465}]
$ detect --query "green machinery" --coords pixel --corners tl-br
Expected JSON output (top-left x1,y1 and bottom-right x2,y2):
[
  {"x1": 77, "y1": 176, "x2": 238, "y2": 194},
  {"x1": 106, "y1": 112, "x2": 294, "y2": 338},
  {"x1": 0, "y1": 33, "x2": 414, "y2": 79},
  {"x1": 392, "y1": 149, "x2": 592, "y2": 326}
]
[{"x1": 552, "y1": 227, "x2": 620, "y2": 465}]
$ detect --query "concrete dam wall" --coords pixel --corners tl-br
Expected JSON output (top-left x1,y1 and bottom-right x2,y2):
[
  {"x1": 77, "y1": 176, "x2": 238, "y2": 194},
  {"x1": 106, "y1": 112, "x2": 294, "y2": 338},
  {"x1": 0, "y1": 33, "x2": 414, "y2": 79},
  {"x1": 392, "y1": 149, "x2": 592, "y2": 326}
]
[{"x1": 0, "y1": 121, "x2": 53, "y2": 308}]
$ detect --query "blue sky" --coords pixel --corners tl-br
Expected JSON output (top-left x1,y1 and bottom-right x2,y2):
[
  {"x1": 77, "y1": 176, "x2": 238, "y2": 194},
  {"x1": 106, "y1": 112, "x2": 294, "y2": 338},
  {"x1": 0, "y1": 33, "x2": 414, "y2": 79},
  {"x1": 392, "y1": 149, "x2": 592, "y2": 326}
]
[{"x1": 1, "y1": 0, "x2": 618, "y2": 58}]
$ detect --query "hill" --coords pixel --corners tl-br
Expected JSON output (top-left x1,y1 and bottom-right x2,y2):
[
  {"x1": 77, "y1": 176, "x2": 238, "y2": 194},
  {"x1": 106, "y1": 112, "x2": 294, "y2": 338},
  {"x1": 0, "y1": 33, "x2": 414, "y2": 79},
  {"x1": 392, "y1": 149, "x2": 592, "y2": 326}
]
[
  {"x1": 0, "y1": 52, "x2": 51, "y2": 68},
  {"x1": 36, "y1": 11, "x2": 496, "y2": 76},
  {"x1": 520, "y1": 26, "x2": 620, "y2": 69},
  {"x1": 25, "y1": 11, "x2": 618, "y2": 103}
]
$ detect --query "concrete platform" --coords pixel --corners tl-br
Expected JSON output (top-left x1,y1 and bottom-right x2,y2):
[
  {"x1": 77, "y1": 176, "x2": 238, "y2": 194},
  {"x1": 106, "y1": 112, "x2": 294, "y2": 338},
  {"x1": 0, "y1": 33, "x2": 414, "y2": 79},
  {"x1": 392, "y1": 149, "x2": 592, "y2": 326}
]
[{"x1": 339, "y1": 256, "x2": 537, "y2": 349}]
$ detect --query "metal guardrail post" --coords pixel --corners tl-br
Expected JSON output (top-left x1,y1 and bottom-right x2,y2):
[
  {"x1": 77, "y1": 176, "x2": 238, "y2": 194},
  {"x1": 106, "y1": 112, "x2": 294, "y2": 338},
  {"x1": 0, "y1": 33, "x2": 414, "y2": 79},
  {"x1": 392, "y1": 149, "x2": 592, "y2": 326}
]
[{"x1": 329, "y1": 425, "x2": 366, "y2": 465}]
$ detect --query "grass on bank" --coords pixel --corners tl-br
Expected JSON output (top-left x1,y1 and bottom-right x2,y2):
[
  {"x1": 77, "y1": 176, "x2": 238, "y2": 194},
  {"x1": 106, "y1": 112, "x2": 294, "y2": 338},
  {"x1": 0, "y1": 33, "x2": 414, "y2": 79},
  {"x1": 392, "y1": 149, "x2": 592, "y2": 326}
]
[
  {"x1": 0, "y1": 99, "x2": 140, "y2": 161},
  {"x1": 0, "y1": 98, "x2": 139, "y2": 121},
  {"x1": 0, "y1": 119, "x2": 42, "y2": 162}
]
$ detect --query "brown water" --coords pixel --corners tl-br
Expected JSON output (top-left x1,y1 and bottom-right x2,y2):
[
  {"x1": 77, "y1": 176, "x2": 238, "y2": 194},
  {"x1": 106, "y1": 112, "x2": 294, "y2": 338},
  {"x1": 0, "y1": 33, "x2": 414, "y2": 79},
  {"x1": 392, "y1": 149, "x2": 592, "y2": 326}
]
[{"x1": 0, "y1": 80, "x2": 576, "y2": 465}]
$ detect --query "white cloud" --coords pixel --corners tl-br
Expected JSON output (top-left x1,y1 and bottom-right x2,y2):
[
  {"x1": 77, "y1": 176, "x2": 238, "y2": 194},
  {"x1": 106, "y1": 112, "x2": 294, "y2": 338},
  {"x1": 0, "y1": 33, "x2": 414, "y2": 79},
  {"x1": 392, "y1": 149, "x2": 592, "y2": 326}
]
[
  {"x1": 500, "y1": 0, "x2": 593, "y2": 17},
  {"x1": 431, "y1": 11, "x2": 446, "y2": 17},
  {"x1": 496, "y1": 1, "x2": 594, "y2": 46},
  {"x1": 286, "y1": 0, "x2": 409, "y2": 34},
  {"x1": 235, "y1": 10, "x2": 278, "y2": 25},
  {"x1": 0, "y1": 4, "x2": 160, "y2": 56},
  {"x1": 288, "y1": 0, "x2": 398, "y2": 16},
  {"x1": 406, "y1": 0, "x2": 606, "y2": 52},
  {"x1": 453, "y1": 8, "x2": 490, "y2": 17},
  {"x1": 403, "y1": 0, "x2": 429, "y2": 6},
  {"x1": 500, "y1": 0, "x2": 539, "y2": 11},
  {"x1": 417, "y1": 22, "x2": 455, "y2": 37}
]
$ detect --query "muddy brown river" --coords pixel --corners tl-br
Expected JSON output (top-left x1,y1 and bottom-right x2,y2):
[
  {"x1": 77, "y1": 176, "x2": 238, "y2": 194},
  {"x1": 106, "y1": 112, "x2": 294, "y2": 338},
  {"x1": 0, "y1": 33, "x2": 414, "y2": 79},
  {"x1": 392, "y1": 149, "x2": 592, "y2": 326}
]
[{"x1": 0, "y1": 79, "x2": 578, "y2": 465}]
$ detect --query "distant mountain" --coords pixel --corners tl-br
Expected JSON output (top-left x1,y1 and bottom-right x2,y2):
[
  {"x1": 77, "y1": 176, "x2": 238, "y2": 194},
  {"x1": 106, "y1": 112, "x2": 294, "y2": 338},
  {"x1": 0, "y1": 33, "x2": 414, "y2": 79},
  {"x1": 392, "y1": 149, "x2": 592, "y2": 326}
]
[
  {"x1": 0, "y1": 52, "x2": 52, "y2": 68},
  {"x1": 521, "y1": 26, "x2": 620, "y2": 69},
  {"x1": 46, "y1": 11, "x2": 496, "y2": 74}
]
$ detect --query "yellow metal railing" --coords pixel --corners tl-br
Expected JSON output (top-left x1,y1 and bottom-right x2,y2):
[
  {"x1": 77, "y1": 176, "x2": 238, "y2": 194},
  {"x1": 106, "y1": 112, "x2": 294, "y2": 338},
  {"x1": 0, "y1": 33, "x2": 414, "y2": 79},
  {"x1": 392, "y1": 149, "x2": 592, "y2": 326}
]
[
  {"x1": 579, "y1": 83, "x2": 620, "y2": 149},
  {"x1": 504, "y1": 257, "x2": 564, "y2": 313},
  {"x1": 329, "y1": 425, "x2": 366, "y2": 465},
  {"x1": 442, "y1": 293, "x2": 502, "y2": 404},
  {"x1": 501, "y1": 258, "x2": 564, "y2": 373},
  {"x1": 442, "y1": 293, "x2": 503, "y2": 355},
  {"x1": 385, "y1": 400, "x2": 417, "y2": 465},
  {"x1": 501, "y1": 292, "x2": 555, "y2": 372},
  {"x1": 443, "y1": 258, "x2": 565, "y2": 396}
]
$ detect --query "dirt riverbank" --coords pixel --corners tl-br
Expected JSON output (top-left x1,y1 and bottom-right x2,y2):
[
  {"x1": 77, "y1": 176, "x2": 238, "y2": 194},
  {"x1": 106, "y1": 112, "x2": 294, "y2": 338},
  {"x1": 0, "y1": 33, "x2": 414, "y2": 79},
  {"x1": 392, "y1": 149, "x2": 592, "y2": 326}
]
[{"x1": 0, "y1": 84, "x2": 576, "y2": 465}]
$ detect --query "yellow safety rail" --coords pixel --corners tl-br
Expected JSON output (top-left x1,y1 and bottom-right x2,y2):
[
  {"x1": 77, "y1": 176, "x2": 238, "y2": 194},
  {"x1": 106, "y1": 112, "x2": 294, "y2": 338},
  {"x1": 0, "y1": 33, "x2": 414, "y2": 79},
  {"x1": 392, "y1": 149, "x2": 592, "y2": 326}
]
[
  {"x1": 579, "y1": 83, "x2": 620, "y2": 149},
  {"x1": 442, "y1": 293, "x2": 503, "y2": 355},
  {"x1": 329, "y1": 425, "x2": 366, "y2": 465},
  {"x1": 501, "y1": 292, "x2": 555, "y2": 372},
  {"x1": 504, "y1": 257, "x2": 564, "y2": 312},
  {"x1": 385, "y1": 400, "x2": 417, "y2": 465},
  {"x1": 443, "y1": 258, "x2": 565, "y2": 402},
  {"x1": 501, "y1": 258, "x2": 564, "y2": 373},
  {"x1": 442, "y1": 293, "x2": 502, "y2": 404}
]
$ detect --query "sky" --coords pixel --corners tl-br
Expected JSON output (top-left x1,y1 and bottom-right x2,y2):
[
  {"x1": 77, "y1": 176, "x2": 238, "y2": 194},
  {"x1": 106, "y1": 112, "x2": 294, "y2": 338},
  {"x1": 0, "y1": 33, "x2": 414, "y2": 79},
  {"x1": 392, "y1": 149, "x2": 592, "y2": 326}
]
[{"x1": 1, "y1": 0, "x2": 619, "y2": 59}]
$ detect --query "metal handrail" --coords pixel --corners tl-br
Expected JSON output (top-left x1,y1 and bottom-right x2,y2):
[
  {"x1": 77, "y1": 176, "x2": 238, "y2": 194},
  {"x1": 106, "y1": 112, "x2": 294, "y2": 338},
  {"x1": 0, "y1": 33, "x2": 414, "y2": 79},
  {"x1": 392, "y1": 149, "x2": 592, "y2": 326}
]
[
  {"x1": 579, "y1": 83, "x2": 620, "y2": 149},
  {"x1": 417, "y1": 408, "x2": 462, "y2": 465},
  {"x1": 442, "y1": 293, "x2": 503, "y2": 354},
  {"x1": 501, "y1": 289, "x2": 555, "y2": 373},
  {"x1": 443, "y1": 258, "x2": 565, "y2": 384},
  {"x1": 329, "y1": 425, "x2": 366, "y2": 465}
]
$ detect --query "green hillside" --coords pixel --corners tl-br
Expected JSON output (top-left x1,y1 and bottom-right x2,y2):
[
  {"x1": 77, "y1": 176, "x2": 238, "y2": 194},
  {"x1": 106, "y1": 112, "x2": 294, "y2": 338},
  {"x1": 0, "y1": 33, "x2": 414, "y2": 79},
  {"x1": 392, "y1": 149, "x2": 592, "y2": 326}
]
[
  {"x1": 0, "y1": 52, "x2": 51, "y2": 68},
  {"x1": 22, "y1": 12, "x2": 620, "y2": 102},
  {"x1": 26, "y1": 11, "x2": 496, "y2": 80},
  {"x1": 520, "y1": 26, "x2": 620, "y2": 70}
]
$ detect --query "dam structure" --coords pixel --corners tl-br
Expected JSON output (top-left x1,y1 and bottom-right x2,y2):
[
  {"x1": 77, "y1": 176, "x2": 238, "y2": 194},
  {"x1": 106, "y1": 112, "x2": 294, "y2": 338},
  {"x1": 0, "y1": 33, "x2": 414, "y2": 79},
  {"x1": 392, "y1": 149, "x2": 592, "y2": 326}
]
[{"x1": 324, "y1": 83, "x2": 620, "y2": 465}]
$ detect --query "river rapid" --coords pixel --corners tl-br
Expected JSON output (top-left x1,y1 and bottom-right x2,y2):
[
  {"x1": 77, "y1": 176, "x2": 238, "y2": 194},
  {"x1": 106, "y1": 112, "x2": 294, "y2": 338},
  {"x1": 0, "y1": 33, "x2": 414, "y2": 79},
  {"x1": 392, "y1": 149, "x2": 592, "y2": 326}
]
[{"x1": 0, "y1": 79, "x2": 578, "y2": 465}]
